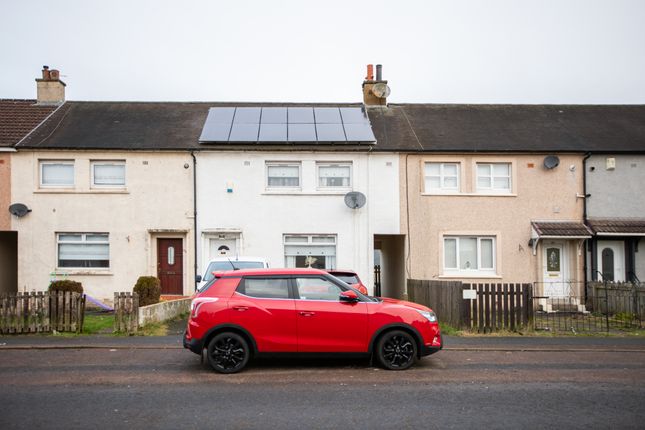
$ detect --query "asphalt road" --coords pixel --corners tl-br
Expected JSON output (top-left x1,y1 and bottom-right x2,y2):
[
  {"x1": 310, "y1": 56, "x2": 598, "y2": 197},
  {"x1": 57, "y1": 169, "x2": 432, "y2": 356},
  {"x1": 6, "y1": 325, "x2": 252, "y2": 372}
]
[{"x1": 1, "y1": 336, "x2": 644, "y2": 429}]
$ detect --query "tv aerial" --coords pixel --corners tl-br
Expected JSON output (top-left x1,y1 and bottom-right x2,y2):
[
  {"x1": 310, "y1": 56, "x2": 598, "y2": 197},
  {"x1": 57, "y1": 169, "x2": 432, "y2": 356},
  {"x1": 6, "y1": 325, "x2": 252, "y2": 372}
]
[
  {"x1": 9, "y1": 203, "x2": 31, "y2": 217},
  {"x1": 372, "y1": 83, "x2": 391, "y2": 99},
  {"x1": 344, "y1": 192, "x2": 366, "y2": 209}
]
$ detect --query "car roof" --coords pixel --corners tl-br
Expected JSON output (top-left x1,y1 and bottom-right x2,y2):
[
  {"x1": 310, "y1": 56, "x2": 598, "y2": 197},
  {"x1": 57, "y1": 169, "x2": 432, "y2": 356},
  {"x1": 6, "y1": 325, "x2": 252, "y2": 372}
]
[
  {"x1": 214, "y1": 268, "x2": 327, "y2": 276},
  {"x1": 207, "y1": 257, "x2": 267, "y2": 263}
]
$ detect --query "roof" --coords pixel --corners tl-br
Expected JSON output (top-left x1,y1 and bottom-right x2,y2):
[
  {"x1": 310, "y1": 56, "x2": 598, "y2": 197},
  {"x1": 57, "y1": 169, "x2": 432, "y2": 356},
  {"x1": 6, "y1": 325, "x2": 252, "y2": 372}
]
[
  {"x1": 531, "y1": 221, "x2": 593, "y2": 238},
  {"x1": 0, "y1": 99, "x2": 59, "y2": 147},
  {"x1": 587, "y1": 219, "x2": 645, "y2": 235},
  {"x1": 369, "y1": 104, "x2": 645, "y2": 153},
  {"x1": 16, "y1": 101, "x2": 645, "y2": 153}
]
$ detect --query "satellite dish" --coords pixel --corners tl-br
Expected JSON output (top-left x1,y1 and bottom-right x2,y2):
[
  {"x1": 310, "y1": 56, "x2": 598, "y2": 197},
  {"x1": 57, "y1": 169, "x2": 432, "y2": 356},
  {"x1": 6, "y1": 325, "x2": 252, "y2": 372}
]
[
  {"x1": 9, "y1": 203, "x2": 31, "y2": 217},
  {"x1": 543, "y1": 155, "x2": 560, "y2": 169},
  {"x1": 372, "y1": 83, "x2": 391, "y2": 98},
  {"x1": 344, "y1": 192, "x2": 366, "y2": 209}
]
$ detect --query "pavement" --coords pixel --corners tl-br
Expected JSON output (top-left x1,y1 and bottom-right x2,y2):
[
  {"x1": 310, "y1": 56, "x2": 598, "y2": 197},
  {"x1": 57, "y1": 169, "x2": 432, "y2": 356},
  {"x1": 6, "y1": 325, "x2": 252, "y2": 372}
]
[{"x1": 2, "y1": 333, "x2": 645, "y2": 351}]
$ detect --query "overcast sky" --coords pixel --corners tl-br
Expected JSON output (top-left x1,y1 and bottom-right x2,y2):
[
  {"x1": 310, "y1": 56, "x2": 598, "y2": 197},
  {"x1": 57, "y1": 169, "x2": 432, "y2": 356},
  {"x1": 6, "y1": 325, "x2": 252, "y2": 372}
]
[{"x1": 1, "y1": 0, "x2": 644, "y2": 104}]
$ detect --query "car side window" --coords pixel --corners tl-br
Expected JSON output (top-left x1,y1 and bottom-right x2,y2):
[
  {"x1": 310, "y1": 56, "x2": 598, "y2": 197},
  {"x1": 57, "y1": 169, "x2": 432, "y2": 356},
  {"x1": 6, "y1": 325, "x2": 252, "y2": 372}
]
[
  {"x1": 237, "y1": 278, "x2": 290, "y2": 299},
  {"x1": 295, "y1": 277, "x2": 343, "y2": 301}
]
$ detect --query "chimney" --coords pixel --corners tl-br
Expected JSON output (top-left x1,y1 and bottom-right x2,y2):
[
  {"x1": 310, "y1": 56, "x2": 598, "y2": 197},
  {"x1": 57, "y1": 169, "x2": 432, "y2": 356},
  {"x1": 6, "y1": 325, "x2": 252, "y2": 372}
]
[
  {"x1": 362, "y1": 63, "x2": 388, "y2": 107},
  {"x1": 36, "y1": 65, "x2": 66, "y2": 105}
]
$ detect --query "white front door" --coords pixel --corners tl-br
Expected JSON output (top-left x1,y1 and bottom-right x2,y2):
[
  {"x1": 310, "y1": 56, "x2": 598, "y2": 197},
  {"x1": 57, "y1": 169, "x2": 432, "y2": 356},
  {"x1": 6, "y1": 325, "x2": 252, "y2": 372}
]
[
  {"x1": 597, "y1": 240, "x2": 625, "y2": 282},
  {"x1": 543, "y1": 241, "x2": 569, "y2": 297}
]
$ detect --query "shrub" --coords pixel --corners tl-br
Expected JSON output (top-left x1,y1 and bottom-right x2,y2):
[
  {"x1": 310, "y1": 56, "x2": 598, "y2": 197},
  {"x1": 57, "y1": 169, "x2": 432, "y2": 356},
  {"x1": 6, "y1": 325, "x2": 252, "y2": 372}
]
[
  {"x1": 133, "y1": 276, "x2": 161, "y2": 306},
  {"x1": 49, "y1": 279, "x2": 83, "y2": 294}
]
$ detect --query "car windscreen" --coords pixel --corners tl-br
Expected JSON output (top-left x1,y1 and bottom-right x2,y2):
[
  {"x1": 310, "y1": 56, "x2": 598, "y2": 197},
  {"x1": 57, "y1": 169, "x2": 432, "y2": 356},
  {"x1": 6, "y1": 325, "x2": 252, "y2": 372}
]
[
  {"x1": 203, "y1": 261, "x2": 265, "y2": 281},
  {"x1": 332, "y1": 274, "x2": 359, "y2": 284}
]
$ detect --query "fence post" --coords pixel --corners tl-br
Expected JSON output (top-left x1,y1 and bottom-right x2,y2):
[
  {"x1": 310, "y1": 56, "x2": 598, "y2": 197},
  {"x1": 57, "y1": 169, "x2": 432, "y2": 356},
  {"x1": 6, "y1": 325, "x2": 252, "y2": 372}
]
[{"x1": 526, "y1": 284, "x2": 534, "y2": 329}]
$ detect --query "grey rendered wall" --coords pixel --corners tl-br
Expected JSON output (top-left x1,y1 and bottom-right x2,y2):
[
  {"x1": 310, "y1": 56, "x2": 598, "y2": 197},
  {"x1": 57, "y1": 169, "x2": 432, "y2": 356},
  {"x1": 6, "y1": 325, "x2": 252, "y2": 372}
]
[{"x1": 586, "y1": 155, "x2": 645, "y2": 218}]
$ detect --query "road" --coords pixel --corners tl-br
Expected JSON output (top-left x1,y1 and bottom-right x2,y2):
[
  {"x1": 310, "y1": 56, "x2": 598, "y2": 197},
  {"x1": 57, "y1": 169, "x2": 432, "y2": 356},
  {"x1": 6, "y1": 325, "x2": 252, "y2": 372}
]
[{"x1": 1, "y1": 336, "x2": 644, "y2": 429}]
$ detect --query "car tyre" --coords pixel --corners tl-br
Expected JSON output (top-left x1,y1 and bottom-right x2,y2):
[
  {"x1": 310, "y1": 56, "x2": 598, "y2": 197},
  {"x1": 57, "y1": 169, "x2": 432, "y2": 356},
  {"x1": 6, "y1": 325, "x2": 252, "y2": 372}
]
[
  {"x1": 375, "y1": 330, "x2": 417, "y2": 370},
  {"x1": 207, "y1": 332, "x2": 250, "y2": 374}
]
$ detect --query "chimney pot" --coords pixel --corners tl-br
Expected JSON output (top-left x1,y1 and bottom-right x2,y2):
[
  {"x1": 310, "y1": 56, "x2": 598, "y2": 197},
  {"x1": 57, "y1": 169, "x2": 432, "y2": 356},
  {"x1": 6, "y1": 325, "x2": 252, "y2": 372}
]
[
  {"x1": 376, "y1": 64, "x2": 383, "y2": 81},
  {"x1": 366, "y1": 64, "x2": 374, "y2": 81},
  {"x1": 42, "y1": 66, "x2": 51, "y2": 80}
]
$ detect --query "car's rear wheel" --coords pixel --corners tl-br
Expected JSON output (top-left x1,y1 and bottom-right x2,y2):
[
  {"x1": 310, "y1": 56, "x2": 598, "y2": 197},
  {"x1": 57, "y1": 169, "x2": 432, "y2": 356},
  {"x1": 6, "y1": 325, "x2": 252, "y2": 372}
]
[
  {"x1": 207, "y1": 332, "x2": 250, "y2": 374},
  {"x1": 376, "y1": 330, "x2": 417, "y2": 370}
]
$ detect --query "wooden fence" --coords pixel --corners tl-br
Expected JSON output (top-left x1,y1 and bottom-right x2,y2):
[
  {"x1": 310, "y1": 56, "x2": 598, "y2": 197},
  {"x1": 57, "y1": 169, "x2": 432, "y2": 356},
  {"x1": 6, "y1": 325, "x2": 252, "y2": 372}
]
[
  {"x1": 407, "y1": 279, "x2": 464, "y2": 327},
  {"x1": 114, "y1": 292, "x2": 139, "y2": 334},
  {"x1": 0, "y1": 291, "x2": 86, "y2": 334},
  {"x1": 407, "y1": 280, "x2": 533, "y2": 332}
]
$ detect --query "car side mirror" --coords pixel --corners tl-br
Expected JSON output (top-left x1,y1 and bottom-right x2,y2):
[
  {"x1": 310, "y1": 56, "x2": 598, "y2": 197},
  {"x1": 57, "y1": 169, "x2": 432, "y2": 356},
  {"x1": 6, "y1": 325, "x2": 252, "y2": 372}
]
[
  {"x1": 195, "y1": 274, "x2": 202, "y2": 283},
  {"x1": 339, "y1": 290, "x2": 359, "y2": 302}
]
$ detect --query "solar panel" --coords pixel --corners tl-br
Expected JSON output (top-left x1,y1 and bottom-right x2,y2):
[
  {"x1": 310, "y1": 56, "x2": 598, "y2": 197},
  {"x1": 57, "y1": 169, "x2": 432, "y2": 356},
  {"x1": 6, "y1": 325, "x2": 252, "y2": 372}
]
[
  {"x1": 259, "y1": 123, "x2": 287, "y2": 142},
  {"x1": 199, "y1": 106, "x2": 375, "y2": 144},
  {"x1": 316, "y1": 123, "x2": 346, "y2": 142},
  {"x1": 314, "y1": 108, "x2": 342, "y2": 123},
  {"x1": 288, "y1": 123, "x2": 317, "y2": 142}
]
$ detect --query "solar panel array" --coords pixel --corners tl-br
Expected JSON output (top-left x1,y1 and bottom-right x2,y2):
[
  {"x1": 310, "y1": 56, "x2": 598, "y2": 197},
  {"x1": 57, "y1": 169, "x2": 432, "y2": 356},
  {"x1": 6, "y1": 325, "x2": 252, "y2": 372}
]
[{"x1": 199, "y1": 107, "x2": 376, "y2": 144}]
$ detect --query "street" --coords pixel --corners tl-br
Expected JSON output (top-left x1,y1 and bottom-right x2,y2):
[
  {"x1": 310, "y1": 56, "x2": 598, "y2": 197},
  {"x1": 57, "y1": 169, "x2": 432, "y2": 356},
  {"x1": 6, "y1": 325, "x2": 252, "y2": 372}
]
[{"x1": 1, "y1": 336, "x2": 644, "y2": 429}]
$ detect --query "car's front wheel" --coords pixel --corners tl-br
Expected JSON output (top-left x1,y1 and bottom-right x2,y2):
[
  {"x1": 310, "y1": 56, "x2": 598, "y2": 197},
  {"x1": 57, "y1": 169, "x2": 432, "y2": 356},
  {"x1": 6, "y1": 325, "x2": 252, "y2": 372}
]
[
  {"x1": 206, "y1": 332, "x2": 250, "y2": 374},
  {"x1": 376, "y1": 330, "x2": 417, "y2": 370}
]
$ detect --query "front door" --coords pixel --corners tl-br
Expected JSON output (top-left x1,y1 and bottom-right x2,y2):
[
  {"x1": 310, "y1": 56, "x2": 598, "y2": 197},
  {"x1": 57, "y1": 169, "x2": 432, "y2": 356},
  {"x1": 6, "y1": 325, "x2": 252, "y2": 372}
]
[
  {"x1": 543, "y1": 241, "x2": 569, "y2": 297},
  {"x1": 157, "y1": 238, "x2": 183, "y2": 295},
  {"x1": 597, "y1": 240, "x2": 625, "y2": 282}
]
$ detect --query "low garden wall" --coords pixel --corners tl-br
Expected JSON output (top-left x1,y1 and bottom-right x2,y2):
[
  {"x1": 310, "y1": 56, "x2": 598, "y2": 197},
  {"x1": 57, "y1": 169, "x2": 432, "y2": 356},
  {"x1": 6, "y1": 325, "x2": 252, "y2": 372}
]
[{"x1": 138, "y1": 297, "x2": 191, "y2": 327}]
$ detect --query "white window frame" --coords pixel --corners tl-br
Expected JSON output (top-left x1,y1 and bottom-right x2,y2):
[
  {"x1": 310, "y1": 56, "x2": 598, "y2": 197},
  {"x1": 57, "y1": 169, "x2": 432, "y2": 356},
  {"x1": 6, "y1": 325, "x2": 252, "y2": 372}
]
[
  {"x1": 91, "y1": 160, "x2": 126, "y2": 188},
  {"x1": 39, "y1": 160, "x2": 75, "y2": 188},
  {"x1": 316, "y1": 162, "x2": 352, "y2": 189},
  {"x1": 424, "y1": 162, "x2": 460, "y2": 193},
  {"x1": 283, "y1": 234, "x2": 337, "y2": 269},
  {"x1": 476, "y1": 163, "x2": 512, "y2": 194},
  {"x1": 266, "y1": 162, "x2": 301, "y2": 189},
  {"x1": 443, "y1": 236, "x2": 496, "y2": 276},
  {"x1": 56, "y1": 233, "x2": 110, "y2": 270}
]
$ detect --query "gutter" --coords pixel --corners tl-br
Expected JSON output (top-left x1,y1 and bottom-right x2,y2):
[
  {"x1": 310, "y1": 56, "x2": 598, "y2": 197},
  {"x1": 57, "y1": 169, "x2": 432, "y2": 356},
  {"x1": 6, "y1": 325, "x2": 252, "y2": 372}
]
[
  {"x1": 0, "y1": 148, "x2": 17, "y2": 152},
  {"x1": 191, "y1": 151, "x2": 198, "y2": 291}
]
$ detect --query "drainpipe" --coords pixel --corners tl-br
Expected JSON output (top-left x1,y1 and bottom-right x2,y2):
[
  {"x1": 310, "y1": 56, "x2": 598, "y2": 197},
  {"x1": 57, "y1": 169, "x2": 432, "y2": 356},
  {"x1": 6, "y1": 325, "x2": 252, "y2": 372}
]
[
  {"x1": 582, "y1": 152, "x2": 591, "y2": 293},
  {"x1": 191, "y1": 151, "x2": 198, "y2": 291}
]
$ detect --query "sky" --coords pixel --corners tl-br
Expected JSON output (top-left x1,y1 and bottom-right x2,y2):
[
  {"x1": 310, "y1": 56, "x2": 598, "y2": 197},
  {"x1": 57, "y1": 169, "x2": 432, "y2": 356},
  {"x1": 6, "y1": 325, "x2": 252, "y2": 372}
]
[{"x1": 1, "y1": 0, "x2": 645, "y2": 104}]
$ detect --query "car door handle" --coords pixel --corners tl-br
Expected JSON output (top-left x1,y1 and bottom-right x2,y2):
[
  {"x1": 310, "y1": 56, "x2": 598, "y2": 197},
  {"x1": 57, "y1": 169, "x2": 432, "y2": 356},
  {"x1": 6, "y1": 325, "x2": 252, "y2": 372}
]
[
  {"x1": 299, "y1": 311, "x2": 315, "y2": 317},
  {"x1": 232, "y1": 306, "x2": 248, "y2": 312}
]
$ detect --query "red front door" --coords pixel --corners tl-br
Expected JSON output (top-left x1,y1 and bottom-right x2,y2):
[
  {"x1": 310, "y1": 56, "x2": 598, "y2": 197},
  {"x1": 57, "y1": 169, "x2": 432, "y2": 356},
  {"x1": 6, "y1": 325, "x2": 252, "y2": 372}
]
[{"x1": 157, "y1": 238, "x2": 183, "y2": 295}]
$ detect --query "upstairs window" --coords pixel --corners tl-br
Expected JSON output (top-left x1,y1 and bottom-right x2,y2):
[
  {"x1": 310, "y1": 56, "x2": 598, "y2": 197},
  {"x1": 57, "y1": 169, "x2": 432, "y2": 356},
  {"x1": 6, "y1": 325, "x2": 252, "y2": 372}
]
[
  {"x1": 476, "y1": 163, "x2": 511, "y2": 193},
  {"x1": 57, "y1": 233, "x2": 109, "y2": 269},
  {"x1": 424, "y1": 162, "x2": 459, "y2": 192},
  {"x1": 40, "y1": 161, "x2": 74, "y2": 188},
  {"x1": 317, "y1": 163, "x2": 351, "y2": 188},
  {"x1": 92, "y1": 161, "x2": 126, "y2": 188},
  {"x1": 266, "y1": 163, "x2": 300, "y2": 188}
]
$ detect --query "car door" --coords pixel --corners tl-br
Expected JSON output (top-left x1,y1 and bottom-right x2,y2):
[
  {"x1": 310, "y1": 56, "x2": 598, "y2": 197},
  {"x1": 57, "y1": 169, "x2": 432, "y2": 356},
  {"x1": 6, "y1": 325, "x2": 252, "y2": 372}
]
[
  {"x1": 229, "y1": 276, "x2": 297, "y2": 352},
  {"x1": 294, "y1": 275, "x2": 368, "y2": 353}
]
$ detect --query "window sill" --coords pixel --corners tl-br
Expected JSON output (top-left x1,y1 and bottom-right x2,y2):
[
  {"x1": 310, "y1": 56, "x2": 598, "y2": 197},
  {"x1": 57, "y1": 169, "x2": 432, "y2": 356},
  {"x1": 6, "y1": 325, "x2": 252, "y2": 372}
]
[
  {"x1": 35, "y1": 189, "x2": 129, "y2": 195},
  {"x1": 422, "y1": 192, "x2": 516, "y2": 197},
  {"x1": 54, "y1": 270, "x2": 113, "y2": 276},
  {"x1": 439, "y1": 274, "x2": 502, "y2": 279}
]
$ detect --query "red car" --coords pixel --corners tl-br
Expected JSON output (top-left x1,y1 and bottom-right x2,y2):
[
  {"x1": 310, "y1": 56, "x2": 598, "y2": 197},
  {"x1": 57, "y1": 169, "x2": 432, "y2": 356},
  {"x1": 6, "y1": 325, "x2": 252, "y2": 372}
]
[
  {"x1": 325, "y1": 269, "x2": 368, "y2": 295},
  {"x1": 184, "y1": 268, "x2": 442, "y2": 373}
]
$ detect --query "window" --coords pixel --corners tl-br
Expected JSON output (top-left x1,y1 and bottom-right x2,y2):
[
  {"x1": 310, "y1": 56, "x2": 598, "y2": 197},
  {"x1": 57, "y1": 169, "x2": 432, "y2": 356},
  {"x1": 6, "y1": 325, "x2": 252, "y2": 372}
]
[
  {"x1": 476, "y1": 163, "x2": 511, "y2": 193},
  {"x1": 40, "y1": 161, "x2": 74, "y2": 187},
  {"x1": 424, "y1": 162, "x2": 459, "y2": 192},
  {"x1": 317, "y1": 163, "x2": 351, "y2": 188},
  {"x1": 444, "y1": 236, "x2": 495, "y2": 275},
  {"x1": 57, "y1": 233, "x2": 109, "y2": 269},
  {"x1": 266, "y1": 163, "x2": 300, "y2": 188},
  {"x1": 295, "y1": 277, "x2": 343, "y2": 301},
  {"x1": 284, "y1": 235, "x2": 336, "y2": 269},
  {"x1": 237, "y1": 278, "x2": 290, "y2": 299},
  {"x1": 92, "y1": 161, "x2": 125, "y2": 187}
]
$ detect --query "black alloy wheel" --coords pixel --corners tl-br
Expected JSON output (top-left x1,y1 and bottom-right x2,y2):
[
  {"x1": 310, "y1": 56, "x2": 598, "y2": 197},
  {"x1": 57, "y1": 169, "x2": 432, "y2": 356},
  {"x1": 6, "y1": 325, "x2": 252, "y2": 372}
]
[
  {"x1": 207, "y1": 332, "x2": 250, "y2": 374},
  {"x1": 376, "y1": 330, "x2": 417, "y2": 370}
]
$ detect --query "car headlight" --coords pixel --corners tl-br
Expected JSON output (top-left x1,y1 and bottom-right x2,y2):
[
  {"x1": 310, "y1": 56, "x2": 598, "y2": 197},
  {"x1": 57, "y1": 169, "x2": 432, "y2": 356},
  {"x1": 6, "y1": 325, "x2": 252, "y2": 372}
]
[{"x1": 416, "y1": 309, "x2": 437, "y2": 323}]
